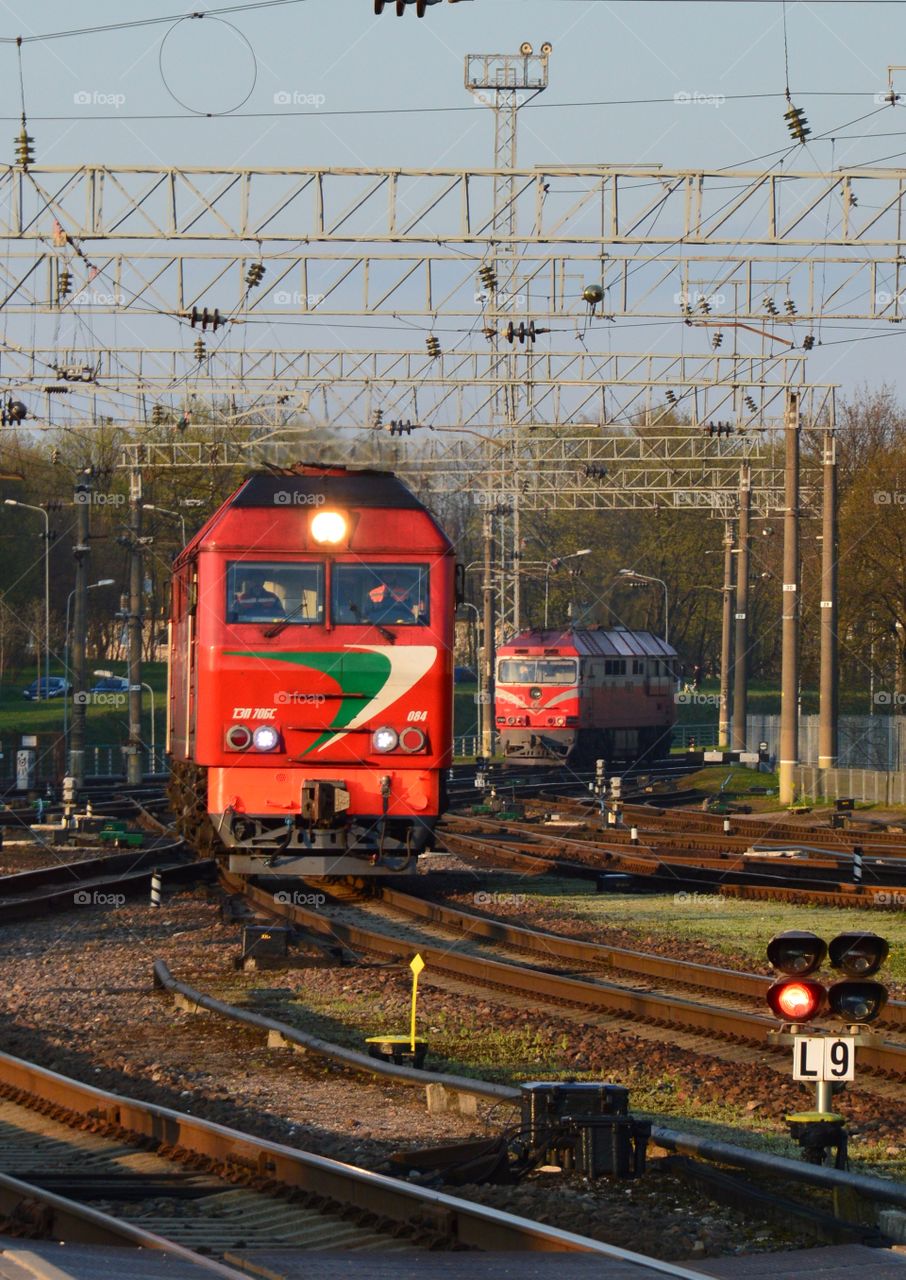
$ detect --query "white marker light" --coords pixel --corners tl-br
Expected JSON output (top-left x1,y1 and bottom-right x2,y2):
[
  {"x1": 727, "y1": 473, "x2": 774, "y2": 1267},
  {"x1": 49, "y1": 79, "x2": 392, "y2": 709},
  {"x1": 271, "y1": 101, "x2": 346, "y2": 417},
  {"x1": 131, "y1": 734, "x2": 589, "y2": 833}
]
[
  {"x1": 372, "y1": 726, "x2": 398, "y2": 753},
  {"x1": 252, "y1": 725, "x2": 280, "y2": 752},
  {"x1": 311, "y1": 510, "x2": 347, "y2": 544}
]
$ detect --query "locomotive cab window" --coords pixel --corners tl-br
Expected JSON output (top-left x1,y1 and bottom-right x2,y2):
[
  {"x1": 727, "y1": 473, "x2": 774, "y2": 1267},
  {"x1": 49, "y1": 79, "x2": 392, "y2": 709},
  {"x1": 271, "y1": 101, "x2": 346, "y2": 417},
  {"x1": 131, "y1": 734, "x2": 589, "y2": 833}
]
[
  {"x1": 332, "y1": 564, "x2": 429, "y2": 626},
  {"x1": 498, "y1": 658, "x2": 577, "y2": 684},
  {"x1": 226, "y1": 562, "x2": 324, "y2": 624}
]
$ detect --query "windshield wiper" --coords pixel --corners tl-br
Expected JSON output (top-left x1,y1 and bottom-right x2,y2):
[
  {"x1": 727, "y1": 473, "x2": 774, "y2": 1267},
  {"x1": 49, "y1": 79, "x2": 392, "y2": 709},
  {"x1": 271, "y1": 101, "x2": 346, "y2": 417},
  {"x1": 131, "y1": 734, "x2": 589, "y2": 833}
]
[
  {"x1": 348, "y1": 602, "x2": 395, "y2": 644},
  {"x1": 263, "y1": 602, "x2": 311, "y2": 638}
]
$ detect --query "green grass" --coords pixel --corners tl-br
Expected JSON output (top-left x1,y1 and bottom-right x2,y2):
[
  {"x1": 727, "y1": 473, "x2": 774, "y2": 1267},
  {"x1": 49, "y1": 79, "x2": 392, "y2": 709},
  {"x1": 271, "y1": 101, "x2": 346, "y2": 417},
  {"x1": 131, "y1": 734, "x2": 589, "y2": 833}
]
[
  {"x1": 534, "y1": 889, "x2": 906, "y2": 980},
  {"x1": 0, "y1": 660, "x2": 167, "y2": 747}
]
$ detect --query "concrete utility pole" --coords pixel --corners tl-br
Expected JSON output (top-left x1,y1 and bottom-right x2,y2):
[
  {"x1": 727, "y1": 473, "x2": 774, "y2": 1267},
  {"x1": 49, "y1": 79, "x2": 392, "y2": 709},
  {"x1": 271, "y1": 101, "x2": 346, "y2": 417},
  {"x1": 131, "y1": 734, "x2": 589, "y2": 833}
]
[
  {"x1": 718, "y1": 520, "x2": 734, "y2": 746},
  {"x1": 126, "y1": 469, "x2": 144, "y2": 785},
  {"x1": 69, "y1": 473, "x2": 91, "y2": 787},
  {"x1": 779, "y1": 393, "x2": 801, "y2": 805},
  {"x1": 481, "y1": 514, "x2": 496, "y2": 758},
  {"x1": 818, "y1": 429, "x2": 838, "y2": 768},
  {"x1": 732, "y1": 465, "x2": 751, "y2": 751}
]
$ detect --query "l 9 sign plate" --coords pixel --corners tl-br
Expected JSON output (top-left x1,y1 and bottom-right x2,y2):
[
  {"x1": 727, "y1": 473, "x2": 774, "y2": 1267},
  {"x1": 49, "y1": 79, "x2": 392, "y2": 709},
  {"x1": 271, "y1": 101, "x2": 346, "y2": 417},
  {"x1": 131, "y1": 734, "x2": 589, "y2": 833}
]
[{"x1": 792, "y1": 1036, "x2": 856, "y2": 1083}]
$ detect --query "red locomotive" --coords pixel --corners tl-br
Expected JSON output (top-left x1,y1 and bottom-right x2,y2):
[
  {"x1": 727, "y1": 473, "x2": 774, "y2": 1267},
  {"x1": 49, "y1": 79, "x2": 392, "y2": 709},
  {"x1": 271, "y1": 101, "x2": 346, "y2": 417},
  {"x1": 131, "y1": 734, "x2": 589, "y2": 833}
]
[
  {"x1": 167, "y1": 465, "x2": 455, "y2": 874},
  {"x1": 495, "y1": 627, "x2": 677, "y2": 765}
]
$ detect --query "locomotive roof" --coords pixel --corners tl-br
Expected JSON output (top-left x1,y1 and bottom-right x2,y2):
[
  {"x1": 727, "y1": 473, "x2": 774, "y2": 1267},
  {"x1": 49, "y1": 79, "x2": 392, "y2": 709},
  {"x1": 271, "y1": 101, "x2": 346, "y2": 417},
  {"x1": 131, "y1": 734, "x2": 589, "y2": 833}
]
[
  {"x1": 500, "y1": 628, "x2": 677, "y2": 659},
  {"x1": 231, "y1": 468, "x2": 426, "y2": 510}
]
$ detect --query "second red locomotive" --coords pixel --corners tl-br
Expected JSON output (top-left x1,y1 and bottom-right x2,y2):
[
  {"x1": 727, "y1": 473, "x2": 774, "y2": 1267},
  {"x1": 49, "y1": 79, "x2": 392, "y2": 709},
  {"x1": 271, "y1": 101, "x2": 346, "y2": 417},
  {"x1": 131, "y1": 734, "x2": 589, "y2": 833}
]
[
  {"x1": 167, "y1": 464, "x2": 455, "y2": 875},
  {"x1": 495, "y1": 626, "x2": 677, "y2": 765}
]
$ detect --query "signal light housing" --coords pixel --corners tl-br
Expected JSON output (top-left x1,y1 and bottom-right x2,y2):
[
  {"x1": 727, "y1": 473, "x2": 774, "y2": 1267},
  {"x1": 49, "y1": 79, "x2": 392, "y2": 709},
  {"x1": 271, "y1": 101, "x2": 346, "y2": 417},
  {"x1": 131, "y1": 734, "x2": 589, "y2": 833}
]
[
  {"x1": 828, "y1": 931, "x2": 889, "y2": 977},
  {"x1": 766, "y1": 930, "x2": 827, "y2": 976},
  {"x1": 827, "y1": 979, "x2": 887, "y2": 1025},
  {"x1": 767, "y1": 978, "x2": 825, "y2": 1022}
]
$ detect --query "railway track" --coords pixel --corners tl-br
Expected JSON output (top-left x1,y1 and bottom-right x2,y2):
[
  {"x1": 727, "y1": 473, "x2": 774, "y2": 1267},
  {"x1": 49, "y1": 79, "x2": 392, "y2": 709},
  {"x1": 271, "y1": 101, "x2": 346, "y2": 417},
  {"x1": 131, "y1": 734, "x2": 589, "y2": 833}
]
[
  {"x1": 0, "y1": 847, "x2": 215, "y2": 923},
  {"x1": 437, "y1": 813, "x2": 906, "y2": 908},
  {"x1": 226, "y1": 871, "x2": 906, "y2": 1087},
  {"x1": 0, "y1": 1050, "x2": 713, "y2": 1278}
]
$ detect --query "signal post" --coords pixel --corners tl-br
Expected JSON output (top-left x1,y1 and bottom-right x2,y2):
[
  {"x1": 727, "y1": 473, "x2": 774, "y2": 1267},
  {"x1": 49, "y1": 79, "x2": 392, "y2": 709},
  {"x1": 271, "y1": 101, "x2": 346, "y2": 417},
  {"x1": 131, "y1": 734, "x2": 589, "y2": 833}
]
[{"x1": 765, "y1": 928, "x2": 890, "y2": 1167}]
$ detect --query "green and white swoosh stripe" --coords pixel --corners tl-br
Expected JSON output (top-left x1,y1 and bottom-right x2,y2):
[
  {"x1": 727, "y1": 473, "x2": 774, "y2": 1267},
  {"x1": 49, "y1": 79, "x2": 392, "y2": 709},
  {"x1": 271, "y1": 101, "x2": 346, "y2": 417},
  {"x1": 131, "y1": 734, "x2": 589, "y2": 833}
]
[{"x1": 224, "y1": 644, "x2": 437, "y2": 754}]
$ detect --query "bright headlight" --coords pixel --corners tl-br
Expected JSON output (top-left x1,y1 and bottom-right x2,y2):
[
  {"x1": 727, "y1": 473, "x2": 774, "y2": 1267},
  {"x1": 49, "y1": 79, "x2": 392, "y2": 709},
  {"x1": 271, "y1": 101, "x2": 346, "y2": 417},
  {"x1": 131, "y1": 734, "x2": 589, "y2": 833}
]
[
  {"x1": 311, "y1": 510, "x2": 347, "y2": 544},
  {"x1": 252, "y1": 725, "x2": 280, "y2": 752},
  {"x1": 372, "y1": 726, "x2": 398, "y2": 753}
]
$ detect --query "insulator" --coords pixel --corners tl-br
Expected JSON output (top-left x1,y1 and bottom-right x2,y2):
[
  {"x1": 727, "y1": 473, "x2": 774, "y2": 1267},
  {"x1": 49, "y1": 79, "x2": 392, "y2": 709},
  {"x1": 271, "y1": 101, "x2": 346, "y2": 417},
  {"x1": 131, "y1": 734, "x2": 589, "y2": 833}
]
[
  {"x1": 784, "y1": 103, "x2": 811, "y2": 143},
  {"x1": 151, "y1": 404, "x2": 165, "y2": 426},
  {"x1": 245, "y1": 262, "x2": 266, "y2": 286},
  {"x1": 193, "y1": 337, "x2": 206, "y2": 361},
  {"x1": 51, "y1": 447, "x2": 61, "y2": 464},
  {"x1": 706, "y1": 421, "x2": 715, "y2": 437},
  {"x1": 372, "y1": 409, "x2": 384, "y2": 427},
  {"x1": 190, "y1": 306, "x2": 222, "y2": 331},
  {"x1": 745, "y1": 395, "x2": 757, "y2": 412},
  {"x1": 389, "y1": 419, "x2": 414, "y2": 436},
  {"x1": 712, "y1": 332, "x2": 723, "y2": 349},
  {"x1": 478, "y1": 266, "x2": 497, "y2": 290},
  {"x1": 14, "y1": 126, "x2": 34, "y2": 169},
  {"x1": 666, "y1": 390, "x2": 677, "y2": 404},
  {"x1": 784, "y1": 298, "x2": 797, "y2": 315},
  {"x1": 426, "y1": 336, "x2": 441, "y2": 358},
  {"x1": 57, "y1": 270, "x2": 72, "y2": 299},
  {"x1": 506, "y1": 321, "x2": 515, "y2": 343},
  {"x1": 764, "y1": 298, "x2": 779, "y2": 316},
  {"x1": 803, "y1": 334, "x2": 816, "y2": 350},
  {"x1": 699, "y1": 298, "x2": 711, "y2": 314}
]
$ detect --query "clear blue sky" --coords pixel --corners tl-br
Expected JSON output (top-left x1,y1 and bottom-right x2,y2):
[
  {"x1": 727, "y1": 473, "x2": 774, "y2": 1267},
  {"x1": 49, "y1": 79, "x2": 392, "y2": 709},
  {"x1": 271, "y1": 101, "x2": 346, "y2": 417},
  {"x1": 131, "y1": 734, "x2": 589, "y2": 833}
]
[{"x1": 1, "y1": 0, "x2": 904, "y2": 398}]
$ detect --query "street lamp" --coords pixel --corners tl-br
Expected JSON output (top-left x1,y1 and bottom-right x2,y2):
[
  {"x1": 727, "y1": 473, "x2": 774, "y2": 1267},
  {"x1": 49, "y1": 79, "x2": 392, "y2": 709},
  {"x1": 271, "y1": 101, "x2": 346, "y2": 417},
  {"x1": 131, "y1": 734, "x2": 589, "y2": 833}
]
[
  {"x1": 94, "y1": 668, "x2": 156, "y2": 760},
  {"x1": 545, "y1": 549, "x2": 592, "y2": 627},
  {"x1": 618, "y1": 569, "x2": 669, "y2": 644},
  {"x1": 142, "y1": 503, "x2": 187, "y2": 544},
  {"x1": 64, "y1": 580, "x2": 115, "y2": 759},
  {"x1": 4, "y1": 500, "x2": 49, "y2": 701}
]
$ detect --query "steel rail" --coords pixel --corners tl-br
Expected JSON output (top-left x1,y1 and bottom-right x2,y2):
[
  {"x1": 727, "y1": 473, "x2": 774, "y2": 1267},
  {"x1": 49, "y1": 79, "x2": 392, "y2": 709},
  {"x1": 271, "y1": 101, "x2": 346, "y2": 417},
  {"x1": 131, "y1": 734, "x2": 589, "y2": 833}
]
[
  {"x1": 0, "y1": 1170, "x2": 246, "y2": 1278},
  {"x1": 375, "y1": 884, "x2": 906, "y2": 1029},
  {"x1": 0, "y1": 857, "x2": 215, "y2": 923},
  {"x1": 0, "y1": 1050, "x2": 713, "y2": 1274},
  {"x1": 227, "y1": 874, "x2": 906, "y2": 1082}
]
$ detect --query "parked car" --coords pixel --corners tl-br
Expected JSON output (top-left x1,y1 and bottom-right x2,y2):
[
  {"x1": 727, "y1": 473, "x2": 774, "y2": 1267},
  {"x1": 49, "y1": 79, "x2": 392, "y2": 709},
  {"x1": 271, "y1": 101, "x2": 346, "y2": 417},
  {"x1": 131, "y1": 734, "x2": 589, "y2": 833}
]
[
  {"x1": 89, "y1": 676, "x2": 129, "y2": 693},
  {"x1": 22, "y1": 677, "x2": 71, "y2": 700}
]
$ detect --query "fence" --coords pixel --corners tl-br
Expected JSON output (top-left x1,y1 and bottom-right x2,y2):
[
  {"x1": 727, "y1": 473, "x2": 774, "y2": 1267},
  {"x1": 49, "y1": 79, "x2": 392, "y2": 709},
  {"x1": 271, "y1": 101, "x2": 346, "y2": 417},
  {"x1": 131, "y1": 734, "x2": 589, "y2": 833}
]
[
  {"x1": 1, "y1": 741, "x2": 168, "y2": 785},
  {"x1": 793, "y1": 766, "x2": 906, "y2": 806},
  {"x1": 674, "y1": 715, "x2": 906, "y2": 771}
]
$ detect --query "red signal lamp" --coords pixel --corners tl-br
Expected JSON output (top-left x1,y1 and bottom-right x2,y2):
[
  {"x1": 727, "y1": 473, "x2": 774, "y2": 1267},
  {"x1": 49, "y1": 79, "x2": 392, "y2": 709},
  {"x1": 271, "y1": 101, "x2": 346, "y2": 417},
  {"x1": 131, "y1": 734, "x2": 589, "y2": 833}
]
[{"x1": 767, "y1": 978, "x2": 825, "y2": 1022}]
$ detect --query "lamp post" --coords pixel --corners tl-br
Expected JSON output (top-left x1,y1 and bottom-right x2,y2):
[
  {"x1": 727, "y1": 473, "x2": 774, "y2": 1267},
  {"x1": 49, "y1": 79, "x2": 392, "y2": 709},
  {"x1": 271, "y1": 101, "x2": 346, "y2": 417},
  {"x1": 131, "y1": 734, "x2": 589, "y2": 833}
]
[
  {"x1": 618, "y1": 569, "x2": 669, "y2": 644},
  {"x1": 93, "y1": 668, "x2": 155, "y2": 763},
  {"x1": 544, "y1": 549, "x2": 592, "y2": 627},
  {"x1": 4, "y1": 500, "x2": 49, "y2": 700},
  {"x1": 142, "y1": 503, "x2": 187, "y2": 544},
  {"x1": 64, "y1": 579, "x2": 115, "y2": 770}
]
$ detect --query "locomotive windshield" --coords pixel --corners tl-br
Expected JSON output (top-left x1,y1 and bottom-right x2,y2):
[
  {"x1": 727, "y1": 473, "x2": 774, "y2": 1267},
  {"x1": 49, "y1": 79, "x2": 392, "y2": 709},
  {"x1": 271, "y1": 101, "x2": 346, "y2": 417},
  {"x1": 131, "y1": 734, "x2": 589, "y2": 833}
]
[
  {"x1": 333, "y1": 564, "x2": 429, "y2": 626},
  {"x1": 498, "y1": 658, "x2": 577, "y2": 685},
  {"x1": 226, "y1": 562, "x2": 324, "y2": 624}
]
